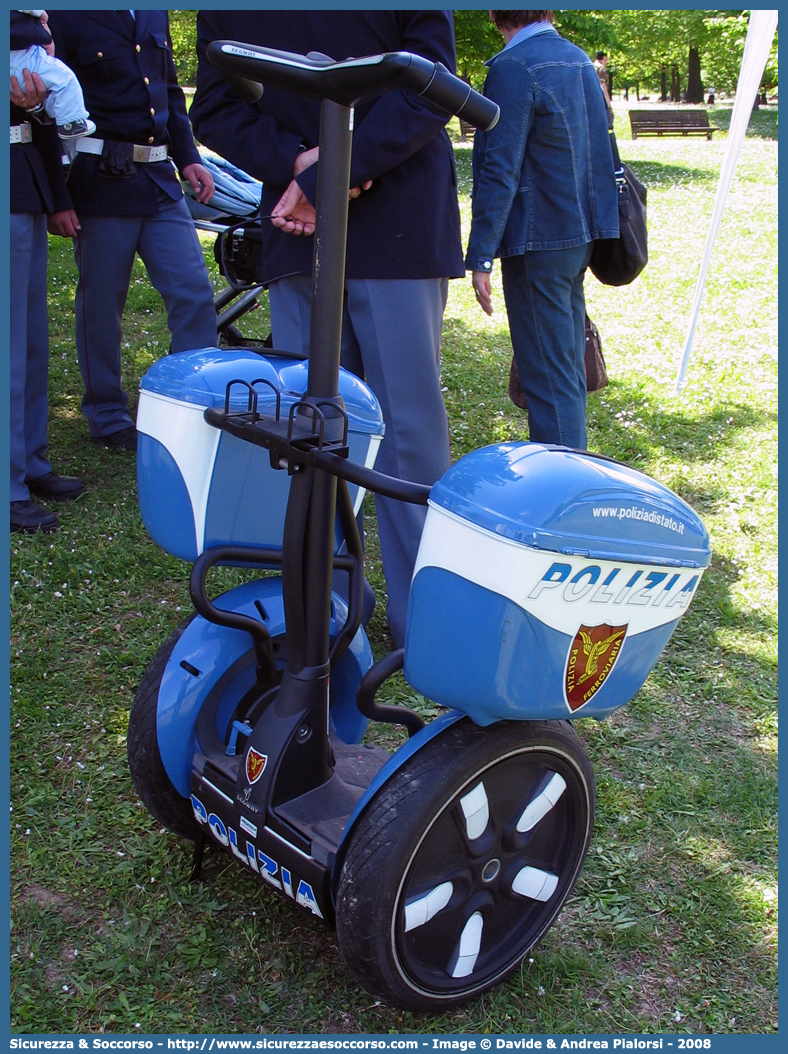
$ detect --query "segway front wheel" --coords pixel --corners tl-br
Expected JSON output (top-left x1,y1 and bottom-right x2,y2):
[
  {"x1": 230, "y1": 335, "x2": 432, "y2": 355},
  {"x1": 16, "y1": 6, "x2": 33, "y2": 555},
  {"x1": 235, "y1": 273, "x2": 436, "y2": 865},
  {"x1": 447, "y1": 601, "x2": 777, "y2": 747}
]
[{"x1": 335, "y1": 718, "x2": 594, "y2": 1011}]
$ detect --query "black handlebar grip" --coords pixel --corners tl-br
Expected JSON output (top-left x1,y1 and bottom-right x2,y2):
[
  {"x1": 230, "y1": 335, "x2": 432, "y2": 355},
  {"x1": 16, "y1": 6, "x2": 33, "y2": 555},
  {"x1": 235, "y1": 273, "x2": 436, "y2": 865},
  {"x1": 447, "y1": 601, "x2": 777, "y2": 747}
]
[{"x1": 420, "y1": 62, "x2": 499, "y2": 131}]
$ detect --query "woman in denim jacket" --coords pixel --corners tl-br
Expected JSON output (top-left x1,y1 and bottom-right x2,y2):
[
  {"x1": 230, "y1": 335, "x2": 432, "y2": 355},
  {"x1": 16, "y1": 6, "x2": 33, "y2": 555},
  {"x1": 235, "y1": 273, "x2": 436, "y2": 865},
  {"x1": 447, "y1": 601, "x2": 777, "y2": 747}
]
[{"x1": 466, "y1": 11, "x2": 618, "y2": 449}]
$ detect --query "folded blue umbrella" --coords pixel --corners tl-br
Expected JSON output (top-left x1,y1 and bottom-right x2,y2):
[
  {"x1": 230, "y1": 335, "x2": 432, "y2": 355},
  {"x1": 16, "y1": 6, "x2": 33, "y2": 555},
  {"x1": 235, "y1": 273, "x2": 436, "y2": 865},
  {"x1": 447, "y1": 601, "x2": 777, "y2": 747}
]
[{"x1": 183, "y1": 153, "x2": 263, "y2": 221}]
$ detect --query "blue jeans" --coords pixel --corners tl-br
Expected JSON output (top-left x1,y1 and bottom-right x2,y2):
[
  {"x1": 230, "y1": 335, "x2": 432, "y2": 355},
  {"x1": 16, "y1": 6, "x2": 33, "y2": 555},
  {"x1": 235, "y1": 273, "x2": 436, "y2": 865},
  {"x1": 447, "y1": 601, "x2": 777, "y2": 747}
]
[{"x1": 501, "y1": 243, "x2": 593, "y2": 449}]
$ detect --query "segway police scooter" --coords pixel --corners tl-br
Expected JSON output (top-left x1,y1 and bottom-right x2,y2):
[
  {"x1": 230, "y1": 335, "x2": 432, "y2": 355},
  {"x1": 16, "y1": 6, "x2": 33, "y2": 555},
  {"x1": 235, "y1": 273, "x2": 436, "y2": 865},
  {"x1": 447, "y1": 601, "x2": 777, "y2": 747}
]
[{"x1": 128, "y1": 43, "x2": 710, "y2": 1011}]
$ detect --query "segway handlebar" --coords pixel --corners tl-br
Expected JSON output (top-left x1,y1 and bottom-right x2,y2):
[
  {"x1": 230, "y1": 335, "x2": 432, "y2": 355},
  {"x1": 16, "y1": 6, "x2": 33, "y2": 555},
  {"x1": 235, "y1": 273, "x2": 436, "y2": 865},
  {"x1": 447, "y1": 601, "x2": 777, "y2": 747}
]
[{"x1": 207, "y1": 42, "x2": 500, "y2": 131}]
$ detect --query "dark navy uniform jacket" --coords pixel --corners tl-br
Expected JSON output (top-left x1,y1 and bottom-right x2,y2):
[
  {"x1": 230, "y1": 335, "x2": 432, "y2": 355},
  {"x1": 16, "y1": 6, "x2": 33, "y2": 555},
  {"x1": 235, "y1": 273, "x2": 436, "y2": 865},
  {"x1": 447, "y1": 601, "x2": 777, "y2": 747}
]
[
  {"x1": 190, "y1": 10, "x2": 465, "y2": 283},
  {"x1": 11, "y1": 9, "x2": 51, "y2": 51},
  {"x1": 47, "y1": 10, "x2": 202, "y2": 216},
  {"x1": 10, "y1": 13, "x2": 72, "y2": 216}
]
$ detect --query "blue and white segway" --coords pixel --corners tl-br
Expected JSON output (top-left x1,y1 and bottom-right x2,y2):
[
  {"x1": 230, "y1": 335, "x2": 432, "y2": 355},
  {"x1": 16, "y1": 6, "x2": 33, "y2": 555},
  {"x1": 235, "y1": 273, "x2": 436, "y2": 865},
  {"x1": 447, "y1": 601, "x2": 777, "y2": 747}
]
[{"x1": 128, "y1": 45, "x2": 710, "y2": 1011}]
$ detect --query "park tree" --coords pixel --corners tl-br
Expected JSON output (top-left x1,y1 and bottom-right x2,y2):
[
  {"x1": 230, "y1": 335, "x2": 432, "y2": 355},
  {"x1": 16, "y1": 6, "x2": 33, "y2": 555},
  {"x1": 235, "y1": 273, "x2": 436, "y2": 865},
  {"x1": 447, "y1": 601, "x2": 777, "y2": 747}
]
[
  {"x1": 606, "y1": 9, "x2": 778, "y2": 103},
  {"x1": 552, "y1": 9, "x2": 617, "y2": 59},
  {"x1": 679, "y1": 8, "x2": 728, "y2": 102},
  {"x1": 605, "y1": 10, "x2": 715, "y2": 101},
  {"x1": 702, "y1": 12, "x2": 751, "y2": 95},
  {"x1": 605, "y1": 9, "x2": 676, "y2": 99},
  {"x1": 169, "y1": 9, "x2": 198, "y2": 87},
  {"x1": 702, "y1": 13, "x2": 778, "y2": 100},
  {"x1": 453, "y1": 9, "x2": 501, "y2": 86}
]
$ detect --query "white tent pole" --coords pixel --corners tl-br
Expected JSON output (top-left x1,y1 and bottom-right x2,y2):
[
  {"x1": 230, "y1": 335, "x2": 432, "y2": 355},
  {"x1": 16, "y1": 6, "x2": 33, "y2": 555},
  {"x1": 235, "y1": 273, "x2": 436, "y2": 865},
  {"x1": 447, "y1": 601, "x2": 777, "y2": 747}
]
[{"x1": 674, "y1": 9, "x2": 778, "y2": 393}]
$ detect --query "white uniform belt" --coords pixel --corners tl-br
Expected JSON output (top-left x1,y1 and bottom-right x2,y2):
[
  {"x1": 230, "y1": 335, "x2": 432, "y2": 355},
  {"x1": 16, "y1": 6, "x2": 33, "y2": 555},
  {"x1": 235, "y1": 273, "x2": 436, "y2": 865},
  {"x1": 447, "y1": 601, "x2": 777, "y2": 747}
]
[
  {"x1": 11, "y1": 122, "x2": 33, "y2": 144},
  {"x1": 74, "y1": 137, "x2": 168, "y2": 163}
]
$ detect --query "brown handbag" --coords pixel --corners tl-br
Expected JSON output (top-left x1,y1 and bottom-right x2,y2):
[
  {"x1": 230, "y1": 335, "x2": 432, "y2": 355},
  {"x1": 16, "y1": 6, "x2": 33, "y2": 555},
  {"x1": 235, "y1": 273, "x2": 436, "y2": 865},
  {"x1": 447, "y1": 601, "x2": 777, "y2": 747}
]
[{"x1": 508, "y1": 312, "x2": 608, "y2": 410}]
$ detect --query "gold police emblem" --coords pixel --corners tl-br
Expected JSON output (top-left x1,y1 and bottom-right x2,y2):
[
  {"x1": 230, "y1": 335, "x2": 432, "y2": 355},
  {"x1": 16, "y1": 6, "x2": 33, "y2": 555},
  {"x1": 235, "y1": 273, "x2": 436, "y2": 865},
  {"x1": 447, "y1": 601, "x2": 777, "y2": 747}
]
[
  {"x1": 565, "y1": 623, "x2": 627, "y2": 711},
  {"x1": 245, "y1": 747, "x2": 268, "y2": 785}
]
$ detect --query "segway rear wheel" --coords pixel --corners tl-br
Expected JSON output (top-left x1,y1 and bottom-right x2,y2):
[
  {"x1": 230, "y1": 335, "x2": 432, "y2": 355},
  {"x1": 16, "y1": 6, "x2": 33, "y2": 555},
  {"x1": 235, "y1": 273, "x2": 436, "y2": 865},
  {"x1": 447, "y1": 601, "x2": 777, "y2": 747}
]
[
  {"x1": 127, "y1": 619, "x2": 199, "y2": 840},
  {"x1": 335, "y1": 718, "x2": 594, "y2": 1011}
]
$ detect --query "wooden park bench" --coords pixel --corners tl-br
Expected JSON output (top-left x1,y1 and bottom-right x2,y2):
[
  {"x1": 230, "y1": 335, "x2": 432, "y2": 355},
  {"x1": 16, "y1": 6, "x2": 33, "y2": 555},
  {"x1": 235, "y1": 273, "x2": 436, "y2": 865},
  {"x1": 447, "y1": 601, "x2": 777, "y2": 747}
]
[{"x1": 629, "y1": 110, "x2": 717, "y2": 140}]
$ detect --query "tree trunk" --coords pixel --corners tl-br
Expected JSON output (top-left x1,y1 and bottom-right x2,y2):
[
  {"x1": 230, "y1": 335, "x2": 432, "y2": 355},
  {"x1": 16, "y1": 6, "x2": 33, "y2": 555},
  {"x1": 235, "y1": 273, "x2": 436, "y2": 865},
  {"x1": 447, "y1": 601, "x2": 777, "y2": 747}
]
[
  {"x1": 660, "y1": 70, "x2": 667, "y2": 102},
  {"x1": 686, "y1": 46, "x2": 704, "y2": 104},
  {"x1": 670, "y1": 64, "x2": 681, "y2": 102}
]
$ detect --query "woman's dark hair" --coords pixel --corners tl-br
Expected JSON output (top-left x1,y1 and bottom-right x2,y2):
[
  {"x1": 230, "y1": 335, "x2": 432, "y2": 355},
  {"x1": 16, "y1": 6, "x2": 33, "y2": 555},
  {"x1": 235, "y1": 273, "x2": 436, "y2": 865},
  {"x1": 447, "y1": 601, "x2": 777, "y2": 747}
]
[{"x1": 491, "y1": 11, "x2": 554, "y2": 32}]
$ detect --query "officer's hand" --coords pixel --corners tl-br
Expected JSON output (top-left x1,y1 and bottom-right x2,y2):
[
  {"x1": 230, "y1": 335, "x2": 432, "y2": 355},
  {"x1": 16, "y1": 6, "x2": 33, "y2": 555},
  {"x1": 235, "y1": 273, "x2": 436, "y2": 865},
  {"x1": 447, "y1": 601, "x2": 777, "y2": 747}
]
[
  {"x1": 271, "y1": 180, "x2": 316, "y2": 237},
  {"x1": 293, "y1": 146, "x2": 372, "y2": 200},
  {"x1": 183, "y1": 162, "x2": 215, "y2": 205},
  {"x1": 348, "y1": 180, "x2": 373, "y2": 200},
  {"x1": 48, "y1": 210, "x2": 81, "y2": 238},
  {"x1": 10, "y1": 69, "x2": 48, "y2": 110}
]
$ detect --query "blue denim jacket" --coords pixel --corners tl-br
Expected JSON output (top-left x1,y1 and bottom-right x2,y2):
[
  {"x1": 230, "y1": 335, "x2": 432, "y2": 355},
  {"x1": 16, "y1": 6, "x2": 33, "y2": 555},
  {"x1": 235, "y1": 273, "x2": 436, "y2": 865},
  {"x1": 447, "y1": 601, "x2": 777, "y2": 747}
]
[{"x1": 465, "y1": 26, "x2": 619, "y2": 271}]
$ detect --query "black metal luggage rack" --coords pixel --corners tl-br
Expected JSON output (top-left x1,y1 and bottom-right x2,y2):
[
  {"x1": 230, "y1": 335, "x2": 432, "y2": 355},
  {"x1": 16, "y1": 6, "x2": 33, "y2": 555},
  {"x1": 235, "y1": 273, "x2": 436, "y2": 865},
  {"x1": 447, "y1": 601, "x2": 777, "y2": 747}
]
[
  {"x1": 205, "y1": 377, "x2": 433, "y2": 505},
  {"x1": 207, "y1": 376, "x2": 352, "y2": 465}
]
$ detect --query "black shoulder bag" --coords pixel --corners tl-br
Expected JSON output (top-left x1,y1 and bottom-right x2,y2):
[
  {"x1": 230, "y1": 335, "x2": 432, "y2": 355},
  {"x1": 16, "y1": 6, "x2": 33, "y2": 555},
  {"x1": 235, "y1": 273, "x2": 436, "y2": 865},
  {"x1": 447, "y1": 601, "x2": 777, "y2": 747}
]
[{"x1": 589, "y1": 125, "x2": 648, "y2": 286}]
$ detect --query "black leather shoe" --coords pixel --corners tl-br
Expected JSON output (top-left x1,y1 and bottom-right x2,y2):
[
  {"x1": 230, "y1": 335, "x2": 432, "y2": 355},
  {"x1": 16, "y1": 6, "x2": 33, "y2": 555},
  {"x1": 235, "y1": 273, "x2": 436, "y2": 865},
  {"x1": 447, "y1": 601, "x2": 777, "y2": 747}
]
[
  {"x1": 91, "y1": 426, "x2": 137, "y2": 451},
  {"x1": 11, "y1": 500, "x2": 59, "y2": 534},
  {"x1": 25, "y1": 471, "x2": 86, "y2": 502}
]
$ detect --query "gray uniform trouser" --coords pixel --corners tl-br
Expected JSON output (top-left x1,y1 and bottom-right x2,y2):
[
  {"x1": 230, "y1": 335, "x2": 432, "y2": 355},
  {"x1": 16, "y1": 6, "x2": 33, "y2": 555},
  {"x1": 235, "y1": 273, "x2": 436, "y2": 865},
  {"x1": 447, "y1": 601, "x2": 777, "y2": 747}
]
[
  {"x1": 269, "y1": 275, "x2": 452, "y2": 648},
  {"x1": 10, "y1": 212, "x2": 52, "y2": 502},
  {"x1": 73, "y1": 191, "x2": 217, "y2": 438}
]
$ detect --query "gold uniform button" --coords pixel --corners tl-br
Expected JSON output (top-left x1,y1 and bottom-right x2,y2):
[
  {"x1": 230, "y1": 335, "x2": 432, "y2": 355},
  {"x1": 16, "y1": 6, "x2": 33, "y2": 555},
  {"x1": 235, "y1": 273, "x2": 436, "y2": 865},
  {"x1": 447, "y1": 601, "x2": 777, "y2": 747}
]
[
  {"x1": 150, "y1": 107, "x2": 155, "y2": 116},
  {"x1": 144, "y1": 77, "x2": 150, "y2": 85},
  {"x1": 136, "y1": 44, "x2": 141, "y2": 53},
  {"x1": 97, "y1": 51, "x2": 103, "y2": 58},
  {"x1": 148, "y1": 136, "x2": 154, "y2": 144}
]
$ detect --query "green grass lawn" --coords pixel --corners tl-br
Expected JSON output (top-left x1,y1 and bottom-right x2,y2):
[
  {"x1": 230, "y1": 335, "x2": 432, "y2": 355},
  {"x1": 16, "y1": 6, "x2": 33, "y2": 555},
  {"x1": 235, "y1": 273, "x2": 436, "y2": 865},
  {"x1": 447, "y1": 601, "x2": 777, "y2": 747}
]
[{"x1": 9, "y1": 107, "x2": 777, "y2": 1036}]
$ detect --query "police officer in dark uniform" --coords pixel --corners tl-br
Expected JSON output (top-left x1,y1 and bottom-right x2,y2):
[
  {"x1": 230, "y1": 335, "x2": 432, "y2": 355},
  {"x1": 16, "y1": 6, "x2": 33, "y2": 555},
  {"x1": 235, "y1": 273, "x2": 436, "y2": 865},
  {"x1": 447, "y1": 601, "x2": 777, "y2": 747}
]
[
  {"x1": 10, "y1": 11, "x2": 85, "y2": 535},
  {"x1": 47, "y1": 10, "x2": 217, "y2": 451}
]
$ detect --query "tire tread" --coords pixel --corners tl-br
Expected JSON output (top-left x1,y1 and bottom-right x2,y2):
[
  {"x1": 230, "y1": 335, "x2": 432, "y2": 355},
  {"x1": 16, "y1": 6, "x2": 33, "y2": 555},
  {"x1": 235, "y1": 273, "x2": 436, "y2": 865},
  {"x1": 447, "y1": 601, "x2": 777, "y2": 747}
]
[{"x1": 127, "y1": 619, "x2": 199, "y2": 840}]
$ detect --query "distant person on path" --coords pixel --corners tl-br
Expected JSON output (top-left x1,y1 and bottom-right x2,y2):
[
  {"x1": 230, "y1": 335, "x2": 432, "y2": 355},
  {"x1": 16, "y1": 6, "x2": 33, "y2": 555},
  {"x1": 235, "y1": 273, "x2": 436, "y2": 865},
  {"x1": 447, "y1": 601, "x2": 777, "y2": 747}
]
[
  {"x1": 47, "y1": 10, "x2": 217, "y2": 452},
  {"x1": 466, "y1": 10, "x2": 618, "y2": 450},
  {"x1": 594, "y1": 50, "x2": 612, "y2": 108},
  {"x1": 10, "y1": 51, "x2": 85, "y2": 535}
]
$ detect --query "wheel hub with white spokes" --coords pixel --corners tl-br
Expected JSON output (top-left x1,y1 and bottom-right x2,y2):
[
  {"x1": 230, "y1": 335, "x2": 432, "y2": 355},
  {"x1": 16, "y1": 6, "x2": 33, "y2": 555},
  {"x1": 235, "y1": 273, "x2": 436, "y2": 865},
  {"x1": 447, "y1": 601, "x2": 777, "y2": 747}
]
[
  {"x1": 335, "y1": 718, "x2": 595, "y2": 1011},
  {"x1": 393, "y1": 747, "x2": 588, "y2": 996}
]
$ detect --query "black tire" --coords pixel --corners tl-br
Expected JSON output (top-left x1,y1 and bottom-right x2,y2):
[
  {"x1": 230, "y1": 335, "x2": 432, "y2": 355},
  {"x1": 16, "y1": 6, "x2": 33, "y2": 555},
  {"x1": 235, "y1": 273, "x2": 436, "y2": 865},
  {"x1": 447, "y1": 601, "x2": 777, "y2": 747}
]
[
  {"x1": 335, "y1": 718, "x2": 595, "y2": 1011},
  {"x1": 127, "y1": 618, "x2": 199, "y2": 840}
]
